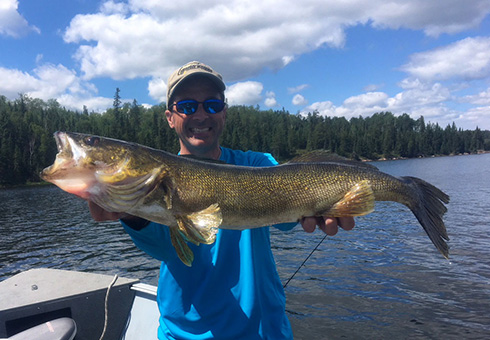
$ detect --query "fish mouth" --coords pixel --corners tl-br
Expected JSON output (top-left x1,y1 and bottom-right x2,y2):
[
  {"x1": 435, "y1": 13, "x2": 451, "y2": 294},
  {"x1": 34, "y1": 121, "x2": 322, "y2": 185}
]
[
  {"x1": 54, "y1": 131, "x2": 68, "y2": 152},
  {"x1": 40, "y1": 132, "x2": 73, "y2": 180}
]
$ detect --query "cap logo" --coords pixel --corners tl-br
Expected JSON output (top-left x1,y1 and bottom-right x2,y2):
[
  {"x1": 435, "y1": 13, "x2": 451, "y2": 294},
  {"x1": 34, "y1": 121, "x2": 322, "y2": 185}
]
[{"x1": 177, "y1": 63, "x2": 222, "y2": 79}]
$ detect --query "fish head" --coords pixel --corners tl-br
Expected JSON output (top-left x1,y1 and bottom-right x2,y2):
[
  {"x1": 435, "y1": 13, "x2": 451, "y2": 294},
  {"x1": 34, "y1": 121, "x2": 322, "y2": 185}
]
[{"x1": 40, "y1": 131, "x2": 136, "y2": 199}]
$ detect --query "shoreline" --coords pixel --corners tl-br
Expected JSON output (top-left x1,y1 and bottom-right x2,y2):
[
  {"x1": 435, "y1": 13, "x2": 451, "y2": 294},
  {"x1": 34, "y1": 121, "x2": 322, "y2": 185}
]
[{"x1": 364, "y1": 149, "x2": 490, "y2": 162}]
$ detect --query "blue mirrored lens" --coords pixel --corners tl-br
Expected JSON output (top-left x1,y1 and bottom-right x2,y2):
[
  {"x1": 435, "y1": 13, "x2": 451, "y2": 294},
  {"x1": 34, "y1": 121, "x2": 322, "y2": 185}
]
[
  {"x1": 175, "y1": 99, "x2": 225, "y2": 115},
  {"x1": 176, "y1": 100, "x2": 198, "y2": 114}
]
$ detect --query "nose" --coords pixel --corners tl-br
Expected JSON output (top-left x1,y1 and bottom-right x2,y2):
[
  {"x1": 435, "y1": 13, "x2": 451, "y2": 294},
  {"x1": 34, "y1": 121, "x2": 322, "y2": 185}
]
[{"x1": 192, "y1": 103, "x2": 208, "y2": 121}]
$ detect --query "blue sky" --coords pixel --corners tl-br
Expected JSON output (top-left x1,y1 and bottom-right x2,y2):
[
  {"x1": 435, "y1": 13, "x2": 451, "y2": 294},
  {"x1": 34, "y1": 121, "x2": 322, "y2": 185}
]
[{"x1": 1, "y1": 0, "x2": 490, "y2": 130}]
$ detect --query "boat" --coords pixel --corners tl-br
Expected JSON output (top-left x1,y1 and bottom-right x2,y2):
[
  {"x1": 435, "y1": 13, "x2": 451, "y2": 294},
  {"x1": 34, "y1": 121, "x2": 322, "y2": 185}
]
[{"x1": 0, "y1": 268, "x2": 160, "y2": 339}]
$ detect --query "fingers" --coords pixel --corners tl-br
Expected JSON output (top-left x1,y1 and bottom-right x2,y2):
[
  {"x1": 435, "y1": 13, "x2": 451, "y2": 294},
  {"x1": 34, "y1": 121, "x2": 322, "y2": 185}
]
[
  {"x1": 301, "y1": 216, "x2": 356, "y2": 235},
  {"x1": 300, "y1": 217, "x2": 317, "y2": 233},
  {"x1": 337, "y1": 217, "x2": 355, "y2": 230},
  {"x1": 88, "y1": 201, "x2": 124, "y2": 222},
  {"x1": 321, "y1": 217, "x2": 339, "y2": 236}
]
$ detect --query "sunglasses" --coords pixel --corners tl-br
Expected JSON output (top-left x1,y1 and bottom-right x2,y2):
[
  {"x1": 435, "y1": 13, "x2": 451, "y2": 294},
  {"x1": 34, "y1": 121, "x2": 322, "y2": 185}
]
[{"x1": 172, "y1": 99, "x2": 226, "y2": 115}]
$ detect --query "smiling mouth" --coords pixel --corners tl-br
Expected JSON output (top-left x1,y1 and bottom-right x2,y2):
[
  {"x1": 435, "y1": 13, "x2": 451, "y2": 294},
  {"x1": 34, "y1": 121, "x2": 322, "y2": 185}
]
[{"x1": 190, "y1": 127, "x2": 212, "y2": 133}]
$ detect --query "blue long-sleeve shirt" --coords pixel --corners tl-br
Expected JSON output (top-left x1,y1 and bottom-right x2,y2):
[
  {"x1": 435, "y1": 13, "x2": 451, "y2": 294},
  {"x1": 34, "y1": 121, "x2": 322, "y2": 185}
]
[{"x1": 122, "y1": 147, "x2": 296, "y2": 339}]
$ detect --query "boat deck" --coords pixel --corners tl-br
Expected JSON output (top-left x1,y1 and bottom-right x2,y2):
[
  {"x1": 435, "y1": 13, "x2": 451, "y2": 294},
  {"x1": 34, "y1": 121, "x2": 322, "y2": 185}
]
[{"x1": 0, "y1": 268, "x2": 159, "y2": 339}]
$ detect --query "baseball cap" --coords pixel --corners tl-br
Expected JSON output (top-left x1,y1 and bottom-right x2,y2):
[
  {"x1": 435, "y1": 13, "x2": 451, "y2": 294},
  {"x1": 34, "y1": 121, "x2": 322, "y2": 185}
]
[{"x1": 166, "y1": 61, "x2": 226, "y2": 104}]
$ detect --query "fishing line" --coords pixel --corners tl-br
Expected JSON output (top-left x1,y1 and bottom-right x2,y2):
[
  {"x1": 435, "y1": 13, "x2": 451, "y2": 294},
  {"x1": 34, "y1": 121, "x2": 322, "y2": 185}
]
[{"x1": 283, "y1": 234, "x2": 327, "y2": 289}]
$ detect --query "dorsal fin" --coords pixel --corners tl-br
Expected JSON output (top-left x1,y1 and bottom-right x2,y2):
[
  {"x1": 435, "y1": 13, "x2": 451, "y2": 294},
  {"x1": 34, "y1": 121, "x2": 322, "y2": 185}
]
[
  {"x1": 180, "y1": 154, "x2": 227, "y2": 164},
  {"x1": 288, "y1": 150, "x2": 378, "y2": 170}
]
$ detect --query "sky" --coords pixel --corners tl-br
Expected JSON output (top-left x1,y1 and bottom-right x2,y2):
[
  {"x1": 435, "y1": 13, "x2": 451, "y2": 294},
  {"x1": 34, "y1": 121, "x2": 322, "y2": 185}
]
[{"x1": 1, "y1": 0, "x2": 490, "y2": 130}]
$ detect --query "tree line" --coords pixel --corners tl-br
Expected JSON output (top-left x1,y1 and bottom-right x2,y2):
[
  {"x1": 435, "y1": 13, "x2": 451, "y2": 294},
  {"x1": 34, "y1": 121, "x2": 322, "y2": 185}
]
[{"x1": 1, "y1": 93, "x2": 489, "y2": 186}]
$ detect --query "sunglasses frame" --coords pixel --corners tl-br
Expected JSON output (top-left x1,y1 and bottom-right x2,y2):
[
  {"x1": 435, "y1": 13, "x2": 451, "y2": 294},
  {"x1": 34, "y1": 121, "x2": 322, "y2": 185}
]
[{"x1": 172, "y1": 99, "x2": 226, "y2": 115}]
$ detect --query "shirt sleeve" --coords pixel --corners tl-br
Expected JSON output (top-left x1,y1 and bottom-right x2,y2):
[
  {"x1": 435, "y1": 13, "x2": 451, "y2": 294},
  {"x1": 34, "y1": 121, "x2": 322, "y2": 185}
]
[{"x1": 121, "y1": 220, "x2": 175, "y2": 262}]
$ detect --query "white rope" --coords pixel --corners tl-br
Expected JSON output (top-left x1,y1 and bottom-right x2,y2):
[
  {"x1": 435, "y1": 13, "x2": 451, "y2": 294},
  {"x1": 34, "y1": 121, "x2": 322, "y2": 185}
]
[{"x1": 99, "y1": 274, "x2": 118, "y2": 340}]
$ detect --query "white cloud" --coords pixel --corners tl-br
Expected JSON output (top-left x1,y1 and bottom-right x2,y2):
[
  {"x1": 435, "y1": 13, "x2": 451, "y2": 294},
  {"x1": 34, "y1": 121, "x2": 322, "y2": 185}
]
[
  {"x1": 461, "y1": 88, "x2": 490, "y2": 106},
  {"x1": 0, "y1": 0, "x2": 40, "y2": 37},
  {"x1": 0, "y1": 67, "x2": 38, "y2": 97},
  {"x1": 225, "y1": 81, "x2": 263, "y2": 106},
  {"x1": 298, "y1": 32, "x2": 490, "y2": 130},
  {"x1": 344, "y1": 92, "x2": 389, "y2": 108},
  {"x1": 0, "y1": 64, "x2": 83, "y2": 100},
  {"x1": 292, "y1": 94, "x2": 308, "y2": 106},
  {"x1": 400, "y1": 37, "x2": 490, "y2": 81},
  {"x1": 368, "y1": 0, "x2": 490, "y2": 37},
  {"x1": 288, "y1": 84, "x2": 309, "y2": 94},
  {"x1": 282, "y1": 56, "x2": 295, "y2": 66},
  {"x1": 100, "y1": 0, "x2": 130, "y2": 15},
  {"x1": 61, "y1": 0, "x2": 490, "y2": 84},
  {"x1": 57, "y1": 94, "x2": 113, "y2": 113},
  {"x1": 0, "y1": 64, "x2": 112, "y2": 112},
  {"x1": 302, "y1": 100, "x2": 339, "y2": 117},
  {"x1": 461, "y1": 106, "x2": 490, "y2": 128},
  {"x1": 302, "y1": 83, "x2": 453, "y2": 121},
  {"x1": 387, "y1": 82, "x2": 452, "y2": 111},
  {"x1": 363, "y1": 83, "x2": 384, "y2": 92},
  {"x1": 148, "y1": 77, "x2": 166, "y2": 103},
  {"x1": 264, "y1": 91, "x2": 278, "y2": 108}
]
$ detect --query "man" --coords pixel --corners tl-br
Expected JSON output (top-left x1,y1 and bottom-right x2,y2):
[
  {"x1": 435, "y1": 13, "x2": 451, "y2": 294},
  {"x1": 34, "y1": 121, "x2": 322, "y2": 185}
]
[{"x1": 89, "y1": 61, "x2": 354, "y2": 339}]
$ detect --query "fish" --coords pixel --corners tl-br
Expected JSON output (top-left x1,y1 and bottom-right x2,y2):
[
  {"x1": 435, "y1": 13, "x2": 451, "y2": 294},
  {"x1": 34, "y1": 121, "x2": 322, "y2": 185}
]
[{"x1": 40, "y1": 131, "x2": 450, "y2": 266}]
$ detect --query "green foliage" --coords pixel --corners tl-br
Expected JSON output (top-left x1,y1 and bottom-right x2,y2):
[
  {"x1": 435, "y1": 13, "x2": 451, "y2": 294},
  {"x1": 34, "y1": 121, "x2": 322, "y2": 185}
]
[{"x1": 0, "y1": 94, "x2": 488, "y2": 186}]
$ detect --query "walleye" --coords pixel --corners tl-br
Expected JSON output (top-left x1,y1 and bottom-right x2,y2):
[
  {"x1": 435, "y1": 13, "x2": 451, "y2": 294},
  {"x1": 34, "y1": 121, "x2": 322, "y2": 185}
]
[{"x1": 41, "y1": 132, "x2": 450, "y2": 266}]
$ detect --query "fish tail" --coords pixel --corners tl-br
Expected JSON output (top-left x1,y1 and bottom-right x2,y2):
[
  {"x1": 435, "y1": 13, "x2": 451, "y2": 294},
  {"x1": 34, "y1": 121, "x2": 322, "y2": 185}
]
[{"x1": 402, "y1": 176, "x2": 450, "y2": 258}]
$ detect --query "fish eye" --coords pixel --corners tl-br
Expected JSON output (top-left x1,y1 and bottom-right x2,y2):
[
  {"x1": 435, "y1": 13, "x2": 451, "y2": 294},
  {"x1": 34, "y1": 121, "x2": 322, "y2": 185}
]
[{"x1": 84, "y1": 136, "x2": 100, "y2": 146}]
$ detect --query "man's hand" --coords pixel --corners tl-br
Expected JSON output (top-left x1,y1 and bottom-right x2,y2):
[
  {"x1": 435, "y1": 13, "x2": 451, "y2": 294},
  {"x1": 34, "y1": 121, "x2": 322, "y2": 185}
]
[
  {"x1": 88, "y1": 201, "x2": 128, "y2": 222},
  {"x1": 300, "y1": 216, "x2": 355, "y2": 236}
]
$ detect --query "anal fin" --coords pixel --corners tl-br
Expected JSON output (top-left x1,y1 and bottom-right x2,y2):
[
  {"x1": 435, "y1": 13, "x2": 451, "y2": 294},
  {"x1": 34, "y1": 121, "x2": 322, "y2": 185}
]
[{"x1": 321, "y1": 180, "x2": 375, "y2": 217}]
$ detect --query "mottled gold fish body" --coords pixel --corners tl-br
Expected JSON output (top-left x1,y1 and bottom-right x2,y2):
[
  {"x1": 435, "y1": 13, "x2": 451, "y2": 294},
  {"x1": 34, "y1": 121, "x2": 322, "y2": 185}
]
[{"x1": 41, "y1": 132, "x2": 449, "y2": 266}]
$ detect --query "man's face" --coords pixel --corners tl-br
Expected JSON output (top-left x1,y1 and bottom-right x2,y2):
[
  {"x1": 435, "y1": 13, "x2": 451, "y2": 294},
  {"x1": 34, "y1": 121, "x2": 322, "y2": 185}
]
[{"x1": 165, "y1": 77, "x2": 226, "y2": 159}]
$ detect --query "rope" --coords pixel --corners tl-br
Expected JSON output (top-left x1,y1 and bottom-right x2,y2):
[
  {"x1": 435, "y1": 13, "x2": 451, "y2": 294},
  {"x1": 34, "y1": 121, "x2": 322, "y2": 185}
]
[
  {"x1": 283, "y1": 234, "x2": 327, "y2": 289},
  {"x1": 99, "y1": 274, "x2": 118, "y2": 340}
]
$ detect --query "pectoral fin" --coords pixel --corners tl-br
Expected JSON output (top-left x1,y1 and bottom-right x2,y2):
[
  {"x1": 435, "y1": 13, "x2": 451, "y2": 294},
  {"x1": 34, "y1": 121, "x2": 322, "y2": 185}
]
[
  {"x1": 170, "y1": 204, "x2": 222, "y2": 266},
  {"x1": 170, "y1": 227, "x2": 194, "y2": 267},
  {"x1": 321, "y1": 180, "x2": 375, "y2": 217},
  {"x1": 175, "y1": 204, "x2": 222, "y2": 245}
]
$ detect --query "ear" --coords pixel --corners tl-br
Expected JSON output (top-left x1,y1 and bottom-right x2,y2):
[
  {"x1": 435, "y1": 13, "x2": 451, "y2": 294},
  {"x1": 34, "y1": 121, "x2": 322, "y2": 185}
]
[{"x1": 165, "y1": 109, "x2": 175, "y2": 128}]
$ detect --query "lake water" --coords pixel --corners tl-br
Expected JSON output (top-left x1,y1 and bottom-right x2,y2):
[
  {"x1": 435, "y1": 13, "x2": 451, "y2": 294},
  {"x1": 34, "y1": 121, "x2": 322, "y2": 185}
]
[{"x1": 1, "y1": 154, "x2": 489, "y2": 339}]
